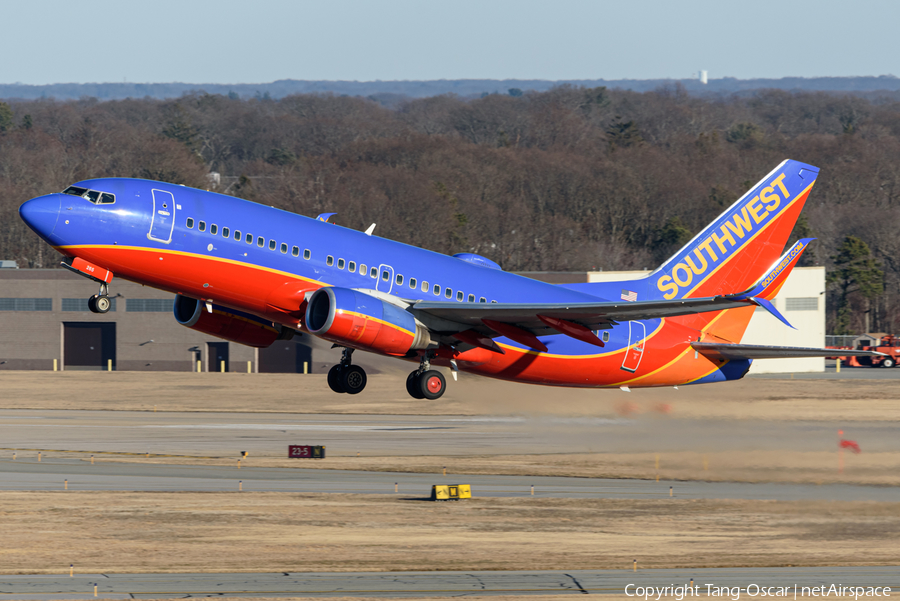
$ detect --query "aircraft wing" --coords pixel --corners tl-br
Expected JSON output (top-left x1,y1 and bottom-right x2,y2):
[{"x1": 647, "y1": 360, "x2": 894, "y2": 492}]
[
  {"x1": 691, "y1": 342, "x2": 884, "y2": 361},
  {"x1": 408, "y1": 239, "x2": 813, "y2": 352},
  {"x1": 411, "y1": 296, "x2": 752, "y2": 333}
]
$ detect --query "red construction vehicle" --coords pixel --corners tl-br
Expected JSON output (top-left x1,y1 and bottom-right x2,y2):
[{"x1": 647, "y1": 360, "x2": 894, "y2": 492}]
[{"x1": 830, "y1": 335, "x2": 900, "y2": 367}]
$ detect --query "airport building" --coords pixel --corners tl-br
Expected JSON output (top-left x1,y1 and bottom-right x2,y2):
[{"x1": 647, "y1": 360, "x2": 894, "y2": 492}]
[
  {"x1": 0, "y1": 269, "x2": 319, "y2": 373},
  {"x1": 0, "y1": 266, "x2": 825, "y2": 374}
]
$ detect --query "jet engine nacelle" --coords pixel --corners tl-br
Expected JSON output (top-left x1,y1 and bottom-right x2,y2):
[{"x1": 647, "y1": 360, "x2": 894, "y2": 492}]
[
  {"x1": 173, "y1": 294, "x2": 292, "y2": 348},
  {"x1": 305, "y1": 287, "x2": 431, "y2": 355}
]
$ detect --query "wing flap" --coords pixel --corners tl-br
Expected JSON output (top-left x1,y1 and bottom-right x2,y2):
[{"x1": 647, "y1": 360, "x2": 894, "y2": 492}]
[{"x1": 692, "y1": 342, "x2": 884, "y2": 361}]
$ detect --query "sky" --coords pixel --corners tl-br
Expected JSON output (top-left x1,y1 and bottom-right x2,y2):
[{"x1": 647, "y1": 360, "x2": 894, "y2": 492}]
[{"x1": 2, "y1": 0, "x2": 898, "y2": 85}]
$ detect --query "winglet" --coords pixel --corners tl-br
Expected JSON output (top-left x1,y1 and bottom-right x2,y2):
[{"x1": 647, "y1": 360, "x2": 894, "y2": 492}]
[
  {"x1": 729, "y1": 237, "x2": 814, "y2": 329},
  {"x1": 316, "y1": 213, "x2": 337, "y2": 223}
]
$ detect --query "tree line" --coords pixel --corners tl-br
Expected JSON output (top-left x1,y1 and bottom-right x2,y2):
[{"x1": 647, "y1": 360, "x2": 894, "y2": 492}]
[{"x1": 0, "y1": 85, "x2": 898, "y2": 334}]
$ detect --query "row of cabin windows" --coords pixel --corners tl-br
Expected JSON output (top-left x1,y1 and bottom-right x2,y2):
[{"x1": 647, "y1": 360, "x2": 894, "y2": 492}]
[
  {"x1": 325, "y1": 254, "x2": 495, "y2": 303},
  {"x1": 185, "y1": 217, "x2": 494, "y2": 303},
  {"x1": 185, "y1": 217, "x2": 312, "y2": 260}
]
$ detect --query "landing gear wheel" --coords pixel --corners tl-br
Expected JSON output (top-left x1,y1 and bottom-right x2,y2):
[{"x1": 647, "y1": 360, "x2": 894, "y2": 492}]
[
  {"x1": 406, "y1": 371, "x2": 425, "y2": 399},
  {"x1": 883, "y1": 357, "x2": 896, "y2": 368},
  {"x1": 341, "y1": 365, "x2": 367, "y2": 395},
  {"x1": 94, "y1": 295, "x2": 111, "y2": 313},
  {"x1": 87, "y1": 295, "x2": 98, "y2": 313},
  {"x1": 327, "y1": 365, "x2": 346, "y2": 393},
  {"x1": 418, "y1": 370, "x2": 446, "y2": 400}
]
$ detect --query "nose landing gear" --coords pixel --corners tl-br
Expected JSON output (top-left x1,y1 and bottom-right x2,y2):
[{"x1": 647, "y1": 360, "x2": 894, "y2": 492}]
[
  {"x1": 406, "y1": 354, "x2": 447, "y2": 400},
  {"x1": 327, "y1": 347, "x2": 368, "y2": 395},
  {"x1": 88, "y1": 282, "x2": 112, "y2": 314}
]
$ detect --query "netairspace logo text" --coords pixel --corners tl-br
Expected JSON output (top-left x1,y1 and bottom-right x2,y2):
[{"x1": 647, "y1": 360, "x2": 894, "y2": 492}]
[{"x1": 625, "y1": 584, "x2": 891, "y2": 601}]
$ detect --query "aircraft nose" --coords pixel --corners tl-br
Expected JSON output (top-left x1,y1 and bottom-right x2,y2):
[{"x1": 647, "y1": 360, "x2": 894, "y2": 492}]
[{"x1": 19, "y1": 194, "x2": 61, "y2": 239}]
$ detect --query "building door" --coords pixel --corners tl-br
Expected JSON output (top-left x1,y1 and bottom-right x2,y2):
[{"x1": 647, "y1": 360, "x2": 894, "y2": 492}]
[
  {"x1": 64, "y1": 322, "x2": 116, "y2": 371},
  {"x1": 207, "y1": 342, "x2": 229, "y2": 372},
  {"x1": 259, "y1": 342, "x2": 313, "y2": 373},
  {"x1": 149, "y1": 189, "x2": 176, "y2": 243},
  {"x1": 620, "y1": 321, "x2": 646, "y2": 373}
]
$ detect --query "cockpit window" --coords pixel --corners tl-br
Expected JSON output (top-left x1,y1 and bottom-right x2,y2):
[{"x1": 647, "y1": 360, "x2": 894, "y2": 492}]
[
  {"x1": 62, "y1": 186, "x2": 115, "y2": 205},
  {"x1": 63, "y1": 186, "x2": 88, "y2": 197}
]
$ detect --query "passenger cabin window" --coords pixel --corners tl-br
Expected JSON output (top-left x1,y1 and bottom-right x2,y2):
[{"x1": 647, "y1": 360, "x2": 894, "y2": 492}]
[
  {"x1": 337, "y1": 258, "x2": 345, "y2": 269},
  {"x1": 186, "y1": 218, "x2": 194, "y2": 229},
  {"x1": 223, "y1": 227, "x2": 230, "y2": 238},
  {"x1": 199, "y1": 221, "x2": 206, "y2": 232},
  {"x1": 433, "y1": 284, "x2": 440, "y2": 296},
  {"x1": 257, "y1": 236, "x2": 264, "y2": 247},
  {"x1": 445, "y1": 287, "x2": 452, "y2": 299},
  {"x1": 396, "y1": 274, "x2": 403, "y2": 286},
  {"x1": 421, "y1": 281, "x2": 428, "y2": 292},
  {"x1": 602, "y1": 331, "x2": 610, "y2": 342},
  {"x1": 457, "y1": 291, "x2": 464, "y2": 302},
  {"x1": 479, "y1": 297, "x2": 486, "y2": 303},
  {"x1": 326, "y1": 255, "x2": 334, "y2": 266},
  {"x1": 303, "y1": 249, "x2": 311, "y2": 260},
  {"x1": 359, "y1": 264, "x2": 367, "y2": 274},
  {"x1": 280, "y1": 243, "x2": 288, "y2": 254},
  {"x1": 210, "y1": 224, "x2": 218, "y2": 235},
  {"x1": 268, "y1": 239, "x2": 276, "y2": 251},
  {"x1": 467, "y1": 294, "x2": 475, "y2": 302},
  {"x1": 292, "y1": 246, "x2": 299, "y2": 257},
  {"x1": 370, "y1": 267, "x2": 377, "y2": 278},
  {"x1": 491, "y1": 300, "x2": 498, "y2": 303},
  {"x1": 246, "y1": 233, "x2": 253, "y2": 244},
  {"x1": 348, "y1": 261, "x2": 356, "y2": 272},
  {"x1": 409, "y1": 278, "x2": 417, "y2": 289},
  {"x1": 382, "y1": 270, "x2": 390, "y2": 281},
  {"x1": 234, "y1": 230, "x2": 241, "y2": 241}
]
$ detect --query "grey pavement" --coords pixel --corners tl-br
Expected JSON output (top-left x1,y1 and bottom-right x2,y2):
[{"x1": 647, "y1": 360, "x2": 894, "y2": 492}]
[
  {"x1": 1, "y1": 458, "x2": 898, "y2": 501},
  {"x1": 751, "y1": 364, "x2": 900, "y2": 379},
  {"x1": 2, "y1": 567, "x2": 898, "y2": 599}
]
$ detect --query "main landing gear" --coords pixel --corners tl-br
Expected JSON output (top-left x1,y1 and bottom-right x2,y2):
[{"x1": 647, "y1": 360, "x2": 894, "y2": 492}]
[
  {"x1": 327, "y1": 347, "x2": 368, "y2": 395},
  {"x1": 406, "y1": 354, "x2": 446, "y2": 400},
  {"x1": 88, "y1": 282, "x2": 112, "y2": 314}
]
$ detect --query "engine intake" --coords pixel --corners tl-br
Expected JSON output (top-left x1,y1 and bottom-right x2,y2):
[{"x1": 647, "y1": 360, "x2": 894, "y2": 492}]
[
  {"x1": 174, "y1": 294, "x2": 292, "y2": 348},
  {"x1": 306, "y1": 287, "x2": 431, "y2": 355}
]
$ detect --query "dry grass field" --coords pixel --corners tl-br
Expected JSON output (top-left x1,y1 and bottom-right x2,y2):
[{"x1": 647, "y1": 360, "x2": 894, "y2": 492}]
[
  {"x1": 3, "y1": 491, "x2": 899, "y2": 575},
  {"x1": 1, "y1": 370, "x2": 899, "y2": 422}
]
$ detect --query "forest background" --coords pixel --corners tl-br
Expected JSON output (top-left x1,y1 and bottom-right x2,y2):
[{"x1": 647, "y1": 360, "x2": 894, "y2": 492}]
[{"x1": 0, "y1": 85, "x2": 895, "y2": 335}]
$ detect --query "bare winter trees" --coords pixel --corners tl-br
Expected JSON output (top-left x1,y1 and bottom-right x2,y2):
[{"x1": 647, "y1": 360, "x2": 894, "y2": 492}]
[{"x1": 2, "y1": 87, "x2": 900, "y2": 333}]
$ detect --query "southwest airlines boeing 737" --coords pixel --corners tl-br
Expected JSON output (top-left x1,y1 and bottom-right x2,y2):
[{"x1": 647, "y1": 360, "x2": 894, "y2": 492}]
[{"x1": 18, "y1": 159, "x2": 877, "y2": 399}]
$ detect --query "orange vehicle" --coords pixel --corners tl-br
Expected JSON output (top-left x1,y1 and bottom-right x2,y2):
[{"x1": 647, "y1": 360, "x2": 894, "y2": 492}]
[{"x1": 831, "y1": 335, "x2": 900, "y2": 368}]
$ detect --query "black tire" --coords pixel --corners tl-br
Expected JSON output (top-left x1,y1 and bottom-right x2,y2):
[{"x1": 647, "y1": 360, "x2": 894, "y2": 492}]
[
  {"x1": 87, "y1": 295, "x2": 99, "y2": 313},
  {"x1": 883, "y1": 357, "x2": 896, "y2": 368},
  {"x1": 406, "y1": 371, "x2": 424, "y2": 399},
  {"x1": 95, "y1": 295, "x2": 111, "y2": 313},
  {"x1": 418, "y1": 370, "x2": 446, "y2": 400},
  {"x1": 327, "y1": 365, "x2": 346, "y2": 393},
  {"x1": 341, "y1": 365, "x2": 367, "y2": 395}
]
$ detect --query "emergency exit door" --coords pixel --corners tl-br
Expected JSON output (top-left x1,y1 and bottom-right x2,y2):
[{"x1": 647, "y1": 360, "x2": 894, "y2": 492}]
[
  {"x1": 148, "y1": 189, "x2": 176, "y2": 243},
  {"x1": 620, "y1": 321, "x2": 646, "y2": 373}
]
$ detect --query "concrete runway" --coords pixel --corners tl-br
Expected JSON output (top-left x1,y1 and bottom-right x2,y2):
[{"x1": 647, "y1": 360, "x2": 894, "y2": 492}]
[
  {"x1": 2, "y1": 410, "x2": 898, "y2": 458},
  {"x1": 1, "y1": 457, "x2": 898, "y2": 501},
  {"x1": 2, "y1": 567, "x2": 898, "y2": 599}
]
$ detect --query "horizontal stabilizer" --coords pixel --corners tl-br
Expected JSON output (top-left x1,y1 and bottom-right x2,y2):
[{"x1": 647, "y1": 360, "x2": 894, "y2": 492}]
[{"x1": 692, "y1": 342, "x2": 884, "y2": 361}]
